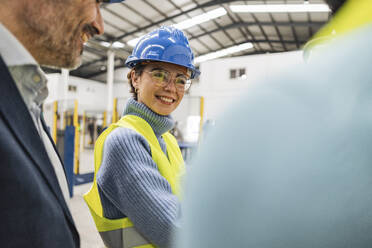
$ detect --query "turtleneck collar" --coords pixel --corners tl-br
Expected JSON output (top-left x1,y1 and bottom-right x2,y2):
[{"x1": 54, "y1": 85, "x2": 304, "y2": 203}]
[{"x1": 123, "y1": 98, "x2": 175, "y2": 137}]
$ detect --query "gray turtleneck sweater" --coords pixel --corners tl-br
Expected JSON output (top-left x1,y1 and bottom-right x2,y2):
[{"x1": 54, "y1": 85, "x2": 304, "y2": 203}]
[{"x1": 96, "y1": 98, "x2": 180, "y2": 248}]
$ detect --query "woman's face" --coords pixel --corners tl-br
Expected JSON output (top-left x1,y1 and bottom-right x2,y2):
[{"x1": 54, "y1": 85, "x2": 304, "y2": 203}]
[{"x1": 132, "y1": 62, "x2": 190, "y2": 116}]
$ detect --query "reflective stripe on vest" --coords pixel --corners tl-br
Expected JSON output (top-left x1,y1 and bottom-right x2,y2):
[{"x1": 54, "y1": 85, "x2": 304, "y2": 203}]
[{"x1": 84, "y1": 115, "x2": 185, "y2": 248}]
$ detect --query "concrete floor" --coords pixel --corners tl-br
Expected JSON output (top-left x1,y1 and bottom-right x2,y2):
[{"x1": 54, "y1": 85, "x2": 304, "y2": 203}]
[{"x1": 69, "y1": 146, "x2": 105, "y2": 248}]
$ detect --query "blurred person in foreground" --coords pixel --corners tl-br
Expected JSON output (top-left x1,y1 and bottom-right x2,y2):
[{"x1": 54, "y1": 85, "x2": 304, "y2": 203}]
[
  {"x1": 84, "y1": 26, "x2": 200, "y2": 248},
  {"x1": 0, "y1": 0, "x2": 124, "y2": 247},
  {"x1": 178, "y1": 0, "x2": 372, "y2": 247},
  {"x1": 303, "y1": 0, "x2": 348, "y2": 60}
]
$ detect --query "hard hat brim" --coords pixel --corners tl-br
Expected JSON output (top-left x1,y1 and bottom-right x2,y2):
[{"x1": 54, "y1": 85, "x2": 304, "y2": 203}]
[{"x1": 126, "y1": 58, "x2": 200, "y2": 79}]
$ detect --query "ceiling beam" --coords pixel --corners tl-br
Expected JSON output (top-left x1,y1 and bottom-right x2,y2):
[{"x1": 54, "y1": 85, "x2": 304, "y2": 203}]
[
  {"x1": 190, "y1": 21, "x2": 324, "y2": 41},
  {"x1": 114, "y1": 0, "x2": 243, "y2": 41},
  {"x1": 84, "y1": 63, "x2": 127, "y2": 79}
]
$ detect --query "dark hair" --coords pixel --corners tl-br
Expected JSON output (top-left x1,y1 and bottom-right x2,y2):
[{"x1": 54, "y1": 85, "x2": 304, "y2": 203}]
[
  {"x1": 127, "y1": 63, "x2": 146, "y2": 100},
  {"x1": 325, "y1": 0, "x2": 347, "y2": 14}
]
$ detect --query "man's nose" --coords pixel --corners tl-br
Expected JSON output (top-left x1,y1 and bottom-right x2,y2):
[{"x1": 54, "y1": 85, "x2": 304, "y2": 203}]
[{"x1": 92, "y1": 5, "x2": 104, "y2": 35}]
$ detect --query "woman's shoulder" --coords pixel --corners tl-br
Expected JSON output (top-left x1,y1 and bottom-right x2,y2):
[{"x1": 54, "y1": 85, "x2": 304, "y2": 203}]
[{"x1": 104, "y1": 126, "x2": 149, "y2": 151}]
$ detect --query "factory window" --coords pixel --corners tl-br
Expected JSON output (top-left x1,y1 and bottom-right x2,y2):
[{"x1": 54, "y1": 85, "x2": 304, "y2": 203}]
[
  {"x1": 230, "y1": 68, "x2": 246, "y2": 80},
  {"x1": 68, "y1": 85, "x2": 77, "y2": 92},
  {"x1": 239, "y1": 68, "x2": 246, "y2": 78},
  {"x1": 230, "y1": 69, "x2": 237, "y2": 79}
]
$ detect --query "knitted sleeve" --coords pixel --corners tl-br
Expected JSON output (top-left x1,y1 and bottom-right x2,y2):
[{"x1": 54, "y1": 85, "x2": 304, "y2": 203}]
[{"x1": 96, "y1": 127, "x2": 180, "y2": 248}]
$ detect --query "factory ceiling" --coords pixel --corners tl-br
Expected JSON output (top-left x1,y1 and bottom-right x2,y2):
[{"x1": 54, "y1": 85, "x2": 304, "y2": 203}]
[{"x1": 45, "y1": 0, "x2": 331, "y2": 82}]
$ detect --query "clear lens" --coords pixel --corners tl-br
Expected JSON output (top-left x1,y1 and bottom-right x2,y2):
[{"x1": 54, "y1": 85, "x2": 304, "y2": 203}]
[
  {"x1": 147, "y1": 69, "x2": 192, "y2": 92},
  {"x1": 175, "y1": 77, "x2": 186, "y2": 85},
  {"x1": 183, "y1": 80, "x2": 192, "y2": 91},
  {"x1": 150, "y1": 70, "x2": 168, "y2": 83}
]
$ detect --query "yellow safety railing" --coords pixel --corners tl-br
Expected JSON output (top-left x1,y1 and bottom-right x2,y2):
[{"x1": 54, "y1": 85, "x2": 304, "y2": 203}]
[
  {"x1": 198, "y1": 96, "x2": 204, "y2": 144},
  {"x1": 103, "y1": 111, "x2": 107, "y2": 128},
  {"x1": 73, "y1": 100, "x2": 80, "y2": 174},
  {"x1": 112, "y1": 98, "x2": 118, "y2": 123}
]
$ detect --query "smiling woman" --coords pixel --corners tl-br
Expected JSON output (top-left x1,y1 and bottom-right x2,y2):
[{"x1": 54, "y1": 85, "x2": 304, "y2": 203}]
[
  {"x1": 84, "y1": 26, "x2": 199, "y2": 248},
  {"x1": 131, "y1": 62, "x2": 191, "y2": 115}
]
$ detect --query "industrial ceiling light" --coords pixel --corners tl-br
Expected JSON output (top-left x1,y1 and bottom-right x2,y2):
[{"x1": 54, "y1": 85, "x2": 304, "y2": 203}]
[
  {"x1": 127, "y1": 7, "x2": 227, "y2": 47},
  {"x1": 173, "y1": 7, "x2": 227, "y2": 30},
  {"x1": 100, "y1": 41, "x2": 111, "y2": 47},
  {"x1": 194, "y1": 42, "x2": 254, "y2": 64},
  {"x1": 230, "y1": 4, "x2": 330, "y2": 13},
  {"x1": 112, "y1": 41, "x2": 125, "y2": 48},
  {"x1": 99, "y1": 41, "x2": 125, "y2": 48}
]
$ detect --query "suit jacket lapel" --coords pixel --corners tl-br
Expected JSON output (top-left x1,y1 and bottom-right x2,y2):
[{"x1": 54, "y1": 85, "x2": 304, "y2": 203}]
[{"x1": 0, "y1": 57, "x2": 74, "y2": 224}]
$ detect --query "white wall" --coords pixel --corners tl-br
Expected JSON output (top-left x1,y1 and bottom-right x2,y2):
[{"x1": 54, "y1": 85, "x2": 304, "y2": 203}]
[
  {"x1": 91, "y1": 67, "x2": 130, "y2": 84},
  {"x1": 190, "y1": 50, "x2": 304, "y2": 122},
  {"x1": 113, "y1": 79, "x2": 131, "y2": 116},
  {"x1": 45, "y1": 74, "x2": 107, "y2": 113}
]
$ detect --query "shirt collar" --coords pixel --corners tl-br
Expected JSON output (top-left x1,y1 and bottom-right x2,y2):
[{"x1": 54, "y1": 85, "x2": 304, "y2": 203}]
[{"x1": 0, "y1": 23, "x2": 48, "y2": 107}]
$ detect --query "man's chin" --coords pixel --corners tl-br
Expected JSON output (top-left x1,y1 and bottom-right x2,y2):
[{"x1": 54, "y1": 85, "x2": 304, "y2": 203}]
[{"x1": 41, "y1": 56, "x2": 82, "y2": 70}]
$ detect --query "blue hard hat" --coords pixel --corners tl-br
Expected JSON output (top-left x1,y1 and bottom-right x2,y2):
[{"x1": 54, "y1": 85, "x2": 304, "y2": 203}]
[
  {"x1": 125, "y1": 26, "x2": 200, "y2": 79},
  {"x1": 103, "y1": 0, "x2": 125, "y2": 2}
]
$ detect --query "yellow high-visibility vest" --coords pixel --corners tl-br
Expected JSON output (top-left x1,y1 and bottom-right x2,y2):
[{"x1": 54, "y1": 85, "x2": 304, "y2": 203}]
[
  {"x1": 304, "y1": 0, "x2": 372, "y2": 58},
  {"x1": 84, "y1": 114, "x2": 184, "y2": 248}
]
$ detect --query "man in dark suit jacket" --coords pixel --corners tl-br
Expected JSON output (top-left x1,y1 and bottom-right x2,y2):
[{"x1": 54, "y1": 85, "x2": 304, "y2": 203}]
[{"x1": 0, "y1": 0, "x2": 124, "y2": 247}]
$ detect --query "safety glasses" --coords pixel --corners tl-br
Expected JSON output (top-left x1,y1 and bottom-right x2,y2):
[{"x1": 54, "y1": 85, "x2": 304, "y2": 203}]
[{"x1": 144, "y1": 69, "x2": 192, "y2": 92}]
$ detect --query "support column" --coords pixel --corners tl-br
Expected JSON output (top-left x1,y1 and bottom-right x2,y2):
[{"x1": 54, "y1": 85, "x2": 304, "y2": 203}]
[
  {"x1": 106, "y1": 49, "x2": 115, "y2": 125},
  {"x1": 60, "y1": 69, "x2": 69, "y2": 129}
]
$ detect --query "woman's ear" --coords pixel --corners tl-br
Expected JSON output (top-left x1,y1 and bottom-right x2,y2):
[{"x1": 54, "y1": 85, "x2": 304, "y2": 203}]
[{"x1": 131, "y1": 69, "x2": 139, "y2": 88}]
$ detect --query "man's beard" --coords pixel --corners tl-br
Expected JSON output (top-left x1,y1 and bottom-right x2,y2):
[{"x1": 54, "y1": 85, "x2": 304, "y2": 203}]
[
  {"x1": 22, "y1": 3, "x2": 83, "y2": 69},
  {"x1": 38, "y1": 24, "x2": 97, "y2": 69},
  {"x1": 37, "y1": 36, "x2": 82, "y2": 69}
]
